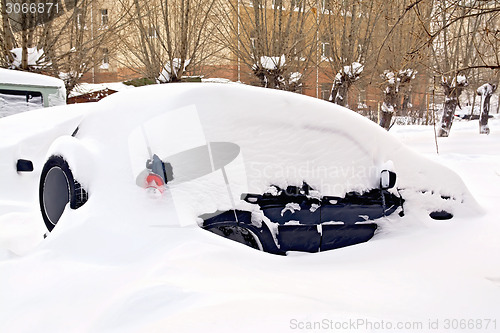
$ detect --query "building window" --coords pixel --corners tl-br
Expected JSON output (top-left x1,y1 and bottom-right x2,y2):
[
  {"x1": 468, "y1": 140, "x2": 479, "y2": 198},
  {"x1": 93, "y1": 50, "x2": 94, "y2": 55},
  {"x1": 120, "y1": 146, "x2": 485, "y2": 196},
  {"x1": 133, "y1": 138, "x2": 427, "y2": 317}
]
[
  {"x1": 75, "y1": 8, "x2": 83, "y2": 28},
  {"x1": 250, "y1": 30, "x2": 258, "y2": 53},
  {"x1": 321, "y1": 42, "x2": 332, "y2": 58},
  {"x1": 358, "y1": 89, "x2": 366, "y2": 103},
  {"x1": 250, "y1": 0, "x2": 263, "y2": 8},
  {"x1": 293, "y1": 36, "x2": 305, "y2": 59},
  {"x1": 148, "y1": 27, "x2": 158, "y2": 38},
  {"x1": 321, "y1": 83, "x2": 331, "y2": 100},
  {"x1": 321, "y1": 0, "x2": 332, "y2": 12},
  {"x1": 290, "y1": 0, "x2": 301, "y2": 9},
  {"x1": 100, "y1": 9, "x2": 108, "y2": 26},
  {"x1": 357, "y1": 89, "x2": 368, "y2": 110},
  {"x1": 100, "y1": 48, "x2": 109, "y2": 69},
  {"x1": 250, "y1": 37, "x2": 257, "y2": 51}
]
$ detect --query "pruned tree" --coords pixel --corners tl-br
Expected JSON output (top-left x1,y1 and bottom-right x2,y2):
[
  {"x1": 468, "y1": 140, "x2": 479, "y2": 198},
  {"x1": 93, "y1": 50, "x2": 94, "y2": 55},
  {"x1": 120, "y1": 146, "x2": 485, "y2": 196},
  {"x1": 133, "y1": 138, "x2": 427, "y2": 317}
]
[
  {"x1": 477, "y1": 83, "x2": 497, "y2": 134},
  {"x1": 329, "y1": 62, "x2": 363, "y2": 105},
  {"x1": 117, "y1": 0, "x2": 218, "y2": 83},
  {"x1": 320, "y1": 0, "x2": 384, "y2": 106},
  {"x1": 438, "y1": 74, "x2": 468, "y2": 136},
  {"x1": 379, "y1": 69, "x2": 417, "y2": 129},
  {"x1": 214, "y1": 0, "x2": 318, "y2": 91}
]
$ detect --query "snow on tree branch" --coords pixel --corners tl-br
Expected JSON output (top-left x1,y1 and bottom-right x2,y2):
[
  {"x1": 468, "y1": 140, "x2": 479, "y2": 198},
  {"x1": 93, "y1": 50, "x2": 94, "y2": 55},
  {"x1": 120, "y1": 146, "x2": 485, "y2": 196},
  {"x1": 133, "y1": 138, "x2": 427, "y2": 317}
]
[{"x1": 329, "y1": 62, "x2": 364, "y2": 107}]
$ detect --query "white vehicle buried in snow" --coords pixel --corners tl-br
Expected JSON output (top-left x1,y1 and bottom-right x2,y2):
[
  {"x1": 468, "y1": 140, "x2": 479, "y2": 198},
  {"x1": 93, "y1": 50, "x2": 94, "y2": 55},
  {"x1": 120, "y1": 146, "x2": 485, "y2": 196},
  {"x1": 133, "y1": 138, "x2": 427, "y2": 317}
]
[{"x1": 0, "y1": 83, "x2": 476, "y2": 254}]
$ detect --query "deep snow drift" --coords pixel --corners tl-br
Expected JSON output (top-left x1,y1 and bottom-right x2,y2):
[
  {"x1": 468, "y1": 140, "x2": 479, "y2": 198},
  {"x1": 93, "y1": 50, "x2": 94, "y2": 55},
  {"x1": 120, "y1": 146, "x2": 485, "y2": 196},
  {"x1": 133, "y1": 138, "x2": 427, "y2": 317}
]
[{"x1": 0, "y1": 84, "x2": 499, "y2": 332}]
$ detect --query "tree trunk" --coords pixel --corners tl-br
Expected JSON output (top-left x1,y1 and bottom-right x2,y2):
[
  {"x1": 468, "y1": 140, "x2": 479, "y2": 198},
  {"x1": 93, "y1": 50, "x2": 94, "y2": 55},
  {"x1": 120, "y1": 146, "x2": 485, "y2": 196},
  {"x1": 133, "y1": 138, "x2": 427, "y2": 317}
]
[
  {"x1": 379, "y1": 110, "x2": 393, "y2": 129},
  {"x1": 438, "y1": 96, "x2": 458, "y2": 137},
  {"x1": 438, "y1": 77, "x2": 467, "y2": 137},
  {"x1": 330, "y1": 79, "x2": 349, "y2": 107},
  {"x1": 477, "y1": 83, "x2": 497, "y2": 135},
  {"x1": 469, "y1": 93, "x2": 477, "y2": 119},
  {"x1": 1, "y1": 0, "x2": 16, "y2": 64},
  {"x1": 379, "y1": 85, "x2": 397, "y2": 130},
  {"x1": 21, "y1": 31, "x2": 28, "y2": 70},
  {"x1": 401, "y1": 93, "x2": 410, "y2": 115},
  {"x1": 379, "y1": 70, "x2": 416, "y2": 130}
]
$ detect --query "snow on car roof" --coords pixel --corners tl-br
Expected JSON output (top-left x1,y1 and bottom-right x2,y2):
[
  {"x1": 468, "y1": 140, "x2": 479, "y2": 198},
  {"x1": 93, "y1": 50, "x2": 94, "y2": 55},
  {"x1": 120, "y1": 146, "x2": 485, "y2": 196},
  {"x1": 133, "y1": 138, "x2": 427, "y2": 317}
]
[
  {"x1": 0, "y1": 68, "x2": 64, "y2": 88},
  {"x1": 81, "y1": 83, "x2": 476, "y2": 214}
]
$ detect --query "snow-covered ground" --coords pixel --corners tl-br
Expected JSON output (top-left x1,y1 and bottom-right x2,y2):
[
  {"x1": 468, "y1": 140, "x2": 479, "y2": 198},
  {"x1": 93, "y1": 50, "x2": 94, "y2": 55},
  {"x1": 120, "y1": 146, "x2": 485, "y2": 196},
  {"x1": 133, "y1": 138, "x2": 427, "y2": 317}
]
[{"x1": 0, "y1": 105, "x2": 499, "y2": 332}]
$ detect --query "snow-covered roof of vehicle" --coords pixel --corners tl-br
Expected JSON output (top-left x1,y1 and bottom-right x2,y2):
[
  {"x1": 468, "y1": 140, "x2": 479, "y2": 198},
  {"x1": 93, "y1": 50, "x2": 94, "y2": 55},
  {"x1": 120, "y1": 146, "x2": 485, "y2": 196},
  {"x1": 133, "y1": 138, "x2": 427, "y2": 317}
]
[{"x1": 0, "y1": 68, "x2": 64, "y2": 88}]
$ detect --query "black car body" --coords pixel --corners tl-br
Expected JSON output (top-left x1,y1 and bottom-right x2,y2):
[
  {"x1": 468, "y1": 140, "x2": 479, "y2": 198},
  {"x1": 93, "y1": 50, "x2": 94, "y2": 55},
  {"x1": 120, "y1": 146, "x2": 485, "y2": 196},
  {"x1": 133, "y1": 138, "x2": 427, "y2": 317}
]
[{"x1": 201, "y1": 176, "x2": 403, "y2": 255}]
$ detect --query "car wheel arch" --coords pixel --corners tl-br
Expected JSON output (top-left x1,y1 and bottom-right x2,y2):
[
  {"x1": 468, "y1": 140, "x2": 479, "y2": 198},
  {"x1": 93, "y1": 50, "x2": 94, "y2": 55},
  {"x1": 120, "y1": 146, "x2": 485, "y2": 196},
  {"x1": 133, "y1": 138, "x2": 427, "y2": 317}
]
[{"x1": 39, "y1": 154, "x2": 88, "y2": 232}]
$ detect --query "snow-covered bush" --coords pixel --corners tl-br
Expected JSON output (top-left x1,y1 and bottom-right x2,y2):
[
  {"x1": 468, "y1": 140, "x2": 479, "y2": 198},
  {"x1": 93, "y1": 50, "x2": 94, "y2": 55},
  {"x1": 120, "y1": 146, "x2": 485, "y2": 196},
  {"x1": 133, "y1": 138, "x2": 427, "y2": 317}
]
[
  {"x1": 9, "y1": 48, "x2": 50, "y2": 70},
  {"x1": 157, "y1": 59, "x2": 191, "y2": 83}
]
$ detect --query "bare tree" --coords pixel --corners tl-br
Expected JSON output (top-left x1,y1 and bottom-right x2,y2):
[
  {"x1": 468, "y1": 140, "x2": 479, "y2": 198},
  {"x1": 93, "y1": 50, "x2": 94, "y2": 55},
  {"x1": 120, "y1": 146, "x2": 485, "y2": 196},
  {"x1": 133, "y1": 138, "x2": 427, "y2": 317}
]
[
  {"x1": 117, "y1": 0, "x2": 218, "y2": 83},
  {"x1": 214, "y1": 0, "x2": 318, "y2": 91},
  {"x1": 417, "y1": 0, "x2": 500, "y2": 71},
  {"x1": 45, "y1": 1, "x2": 126, "y2": 95},
  {"x1": 376, "y1": 0, "x2": 430, "y2": 129},
  {"x1": 1, "y1": 1, "x2": 125, "y2": 97},
  {"x1": 0, "y1": 0, "x2": 16, "y2": 67},
  {"x1": 320, "y1": 0, "x2": 384, "y2": 106},
  {"x1": 397, "y1": 0, "x2": 500, "y2": 136},
  {"x1": 375, "y1": 0, "x2": 500, "y2": 134},
  {"x1": 379, "y1": 69, "x2": 417, "y2": 129}
]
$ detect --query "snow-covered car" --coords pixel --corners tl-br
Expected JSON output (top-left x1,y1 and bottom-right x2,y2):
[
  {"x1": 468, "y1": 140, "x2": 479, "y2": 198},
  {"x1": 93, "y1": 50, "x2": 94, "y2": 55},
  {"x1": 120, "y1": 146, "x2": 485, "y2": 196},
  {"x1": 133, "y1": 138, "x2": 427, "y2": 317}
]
[{"x1": 0, "y1": 83, "x2": 475, "y2": 254}]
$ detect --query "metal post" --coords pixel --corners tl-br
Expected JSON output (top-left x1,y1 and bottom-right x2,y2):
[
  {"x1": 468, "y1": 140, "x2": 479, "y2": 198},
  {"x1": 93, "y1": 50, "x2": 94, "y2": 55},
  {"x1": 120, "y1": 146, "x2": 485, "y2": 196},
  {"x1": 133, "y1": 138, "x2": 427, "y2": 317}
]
[{"x1": 237, "y1": 0, "x2": 241, "y2": 82}]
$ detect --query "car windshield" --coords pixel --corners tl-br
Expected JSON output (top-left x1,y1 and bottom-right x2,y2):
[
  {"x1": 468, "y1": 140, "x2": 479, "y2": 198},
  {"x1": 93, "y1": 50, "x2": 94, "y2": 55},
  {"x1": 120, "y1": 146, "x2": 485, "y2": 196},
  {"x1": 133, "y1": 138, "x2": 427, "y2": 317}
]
[{"x1": 126, "y1": 99, "x2": 380, "y2": 226}]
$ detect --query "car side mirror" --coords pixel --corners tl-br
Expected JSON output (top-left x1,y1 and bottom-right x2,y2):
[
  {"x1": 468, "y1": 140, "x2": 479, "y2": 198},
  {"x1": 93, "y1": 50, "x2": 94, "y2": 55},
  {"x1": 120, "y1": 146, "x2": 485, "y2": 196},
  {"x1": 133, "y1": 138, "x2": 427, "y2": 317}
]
[{"x1": 380, "y1": 170, "x2": 396, "y2": 189}]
